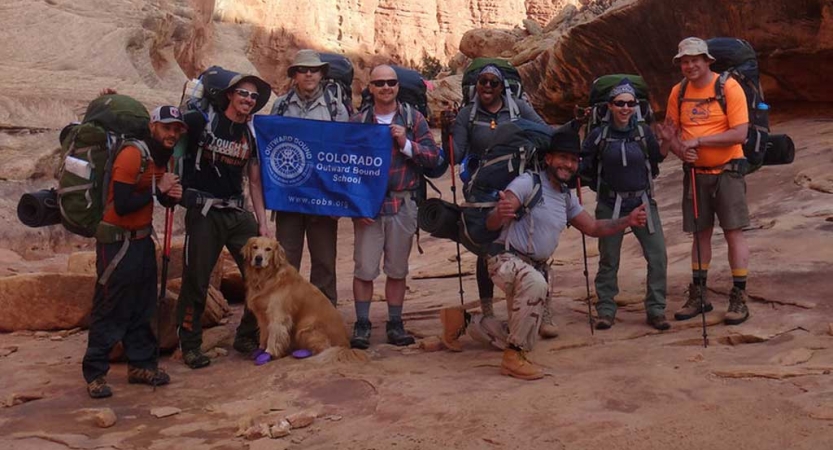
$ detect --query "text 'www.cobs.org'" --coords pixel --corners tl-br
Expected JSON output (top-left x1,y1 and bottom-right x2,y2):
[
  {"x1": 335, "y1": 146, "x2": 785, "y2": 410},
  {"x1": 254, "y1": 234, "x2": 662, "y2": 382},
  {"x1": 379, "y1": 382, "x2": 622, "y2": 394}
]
[{"x1": 287, "y1": 196, "x2": 348, "y2": 209}]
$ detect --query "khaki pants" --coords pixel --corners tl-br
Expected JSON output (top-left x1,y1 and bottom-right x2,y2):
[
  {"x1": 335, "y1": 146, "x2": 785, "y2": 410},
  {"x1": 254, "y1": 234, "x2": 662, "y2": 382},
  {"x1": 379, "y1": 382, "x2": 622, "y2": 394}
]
[{"x1": 465, "y1": 253, "x2": 547, "y2": 351}]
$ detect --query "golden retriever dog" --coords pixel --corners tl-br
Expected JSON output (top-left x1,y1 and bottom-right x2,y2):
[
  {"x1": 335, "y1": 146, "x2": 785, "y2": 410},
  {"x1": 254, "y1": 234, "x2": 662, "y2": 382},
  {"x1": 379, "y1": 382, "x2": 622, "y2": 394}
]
[{"x1": 242, "y1": 236, "x2": 367, "y2": 363}]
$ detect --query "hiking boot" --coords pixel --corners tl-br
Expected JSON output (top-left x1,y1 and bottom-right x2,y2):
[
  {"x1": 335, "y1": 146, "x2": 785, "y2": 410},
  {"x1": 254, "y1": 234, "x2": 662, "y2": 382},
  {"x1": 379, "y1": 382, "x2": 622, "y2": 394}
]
[
  {"x1": 538, "y1": 299, "x2": 559, "y2": 339},
  {"x1": 500, "y1": 348, "x2": 544, "y2": 380},
  {"x1": 440, "y1": 307, "x2": 467, "y2": 352},
  {"x1": 647, "y1": 314, "x2": 671, "y2": 331},
  {"x1": 595, "y1": 315, "x2": 614, "y2": 330},
  {"x1": 87, "y1": 377, "x2": 112, "y2": 399},
  {"x1": 480, "y1": 297, "x2": 494, "y2": 318},
  {"x1": 350, "y1": 319, "x2": 372, "y2": 349},
  {"x1": 128, "y1": 366, "x2": 171, "y2": 386},
  {"x1": 674, "y1": 283, "x2": 713, "y2": 321},
  {"x1": 182, "y1": 349, "x2": 211, "y2": 369},
  {"x1": 232, "y1": 335, "x2": 259, "y2": 355},
  {"x1": 724, "y1": 287, "x2": 750, "y2": 325},
  {"x1": 386, "y1": 319, "x2": 416, "y2": 347}
]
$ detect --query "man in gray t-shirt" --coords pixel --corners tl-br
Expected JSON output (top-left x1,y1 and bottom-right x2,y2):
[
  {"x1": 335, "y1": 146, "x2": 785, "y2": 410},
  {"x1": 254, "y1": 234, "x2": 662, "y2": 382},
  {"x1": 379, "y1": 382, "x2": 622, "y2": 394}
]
[{"x1": 441, "y1": 126, "x2": 647, "y2": 381}]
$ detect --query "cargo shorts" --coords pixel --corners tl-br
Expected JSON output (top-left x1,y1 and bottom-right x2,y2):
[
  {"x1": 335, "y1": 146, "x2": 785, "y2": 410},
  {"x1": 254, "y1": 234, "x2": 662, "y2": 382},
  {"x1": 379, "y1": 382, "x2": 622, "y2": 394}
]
[
  {"x1": 683, "y1": 169, "x2": 750, "y2": 232},
  {"x1": 353, "y1": 195, "x2": 417, "y2": 280}
]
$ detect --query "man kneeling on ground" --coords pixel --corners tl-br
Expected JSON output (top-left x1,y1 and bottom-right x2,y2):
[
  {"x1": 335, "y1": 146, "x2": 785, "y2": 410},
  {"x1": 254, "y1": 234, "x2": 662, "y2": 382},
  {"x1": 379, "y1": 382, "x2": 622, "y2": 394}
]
[{"x1": 440, "y1": 126, "x2": 647, "y2": 380}]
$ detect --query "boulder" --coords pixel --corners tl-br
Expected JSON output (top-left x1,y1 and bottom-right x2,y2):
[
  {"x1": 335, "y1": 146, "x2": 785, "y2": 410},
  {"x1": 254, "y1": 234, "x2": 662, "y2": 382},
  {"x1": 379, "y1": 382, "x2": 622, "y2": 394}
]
[
  {"x1": 459, "y1": 28, "x2": 523, "y2": 59},
  {"x1": 0, "y1": 273, "x2": 96, "y2": 331},
  {"x1": 66, "y1": 251, "x2": 96, "y2": 275}
]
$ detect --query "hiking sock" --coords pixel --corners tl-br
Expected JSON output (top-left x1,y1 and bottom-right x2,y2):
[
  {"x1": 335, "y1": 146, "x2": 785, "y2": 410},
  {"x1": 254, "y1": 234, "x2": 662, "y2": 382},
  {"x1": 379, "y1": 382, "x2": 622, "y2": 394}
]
[
  {"x1": 388, "y1": 304, "x2": 403, "y2": 322},
  {"x1": 354, "y1": 300, "x2": 371, "y2": 322},
  {"x1": 692, "y1": 263, "x2": 709, "y2": 287},
  {"x1": 732, "y1": 268, "x2": 748, "y2": 291}
]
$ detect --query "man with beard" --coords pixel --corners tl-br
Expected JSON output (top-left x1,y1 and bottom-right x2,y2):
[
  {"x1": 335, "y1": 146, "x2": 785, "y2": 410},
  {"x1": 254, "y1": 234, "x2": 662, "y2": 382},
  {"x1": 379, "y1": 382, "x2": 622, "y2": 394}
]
[
  {"x1": 450, "y1": 64, "x2": 559, "y2": 338},
  {"x1": 176, "y1": 73, "x2": 271, "y2": 369},
  {"x1": 269, "y1": 50, "x2": 349, "y2": 307},
  {"x1": 440, "y1": 127, "x2": 647, "y2": 380},
  {"x1": 83, "y1": 105, "x2": 185, "y2": 398}
]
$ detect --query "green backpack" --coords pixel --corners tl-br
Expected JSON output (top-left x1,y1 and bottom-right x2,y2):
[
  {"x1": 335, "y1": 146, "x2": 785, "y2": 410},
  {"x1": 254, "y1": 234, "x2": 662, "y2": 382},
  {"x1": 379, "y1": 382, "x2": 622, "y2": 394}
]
[{"x1": 57, "y1": 95, "x2": 151, "y2": 238}]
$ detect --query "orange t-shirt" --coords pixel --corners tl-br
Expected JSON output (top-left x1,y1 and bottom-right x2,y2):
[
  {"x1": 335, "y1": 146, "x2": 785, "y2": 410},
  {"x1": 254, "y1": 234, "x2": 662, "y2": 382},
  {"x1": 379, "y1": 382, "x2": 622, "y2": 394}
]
[
  {"x1": 667, "y1": 72, "x2": 748, "y2": 169},
  {"x1": 102, "y1": 145, "x2": 167, "y2": 230}
]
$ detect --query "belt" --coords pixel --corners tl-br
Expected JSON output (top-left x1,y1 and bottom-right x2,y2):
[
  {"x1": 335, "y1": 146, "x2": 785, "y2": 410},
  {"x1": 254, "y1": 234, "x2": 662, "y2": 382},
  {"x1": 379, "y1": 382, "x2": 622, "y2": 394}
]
[
  {"x1": 692, "y1": 159, "x2": 748, "y2": 175},
  {"x1": 182, "y1": 188, "x2": 246, "y2": 215},
  {"x1": 95, "y1": 223, "x2": 153, "y2": 285},
  {"x1": 486, "y1": 242, "x2": 549, "y2": 272}
]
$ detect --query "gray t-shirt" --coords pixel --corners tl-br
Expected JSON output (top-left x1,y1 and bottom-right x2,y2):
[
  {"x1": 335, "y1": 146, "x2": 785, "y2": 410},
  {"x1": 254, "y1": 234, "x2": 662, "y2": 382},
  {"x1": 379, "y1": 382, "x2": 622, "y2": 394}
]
[{"x1": 496, "y1": 172, "x2": 583, "y2": 261}]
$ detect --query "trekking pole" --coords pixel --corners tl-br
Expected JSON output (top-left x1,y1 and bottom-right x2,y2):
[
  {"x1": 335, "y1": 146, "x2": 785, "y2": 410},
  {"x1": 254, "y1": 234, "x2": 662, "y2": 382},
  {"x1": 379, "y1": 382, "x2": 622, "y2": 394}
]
[
  {"x1": 688, "y1": 165, "x2": 708, "y2": 348},
  {"x1": 575, "y1": 177, "x2": 594, "y2": 335},
  {"x1": 155, "y1": 205, "x2": 175, "y2": 391},
  {"x1": 447, "y1": 136, "x2": 466, "y2": 308}
]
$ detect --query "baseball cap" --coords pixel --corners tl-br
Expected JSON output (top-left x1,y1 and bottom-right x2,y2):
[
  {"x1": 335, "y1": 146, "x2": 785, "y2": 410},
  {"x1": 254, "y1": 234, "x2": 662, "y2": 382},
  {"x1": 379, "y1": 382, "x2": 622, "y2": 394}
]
[{"x1": 150, "y1": 106, "x2": 187, "y2": 128}]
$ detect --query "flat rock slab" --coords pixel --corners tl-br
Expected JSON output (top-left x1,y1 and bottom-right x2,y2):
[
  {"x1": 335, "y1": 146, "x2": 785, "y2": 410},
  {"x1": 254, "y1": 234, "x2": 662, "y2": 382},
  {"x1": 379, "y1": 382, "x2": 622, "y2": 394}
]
[
  {"x1": 769, "y1": 348, "x2": 815, "y2": 366},
  {"x1": 0, "y1": 273, "x2": 96, "y2": 331},
  {"x1": 151, "y1": 406, "x2": 182, "y2": 418}
]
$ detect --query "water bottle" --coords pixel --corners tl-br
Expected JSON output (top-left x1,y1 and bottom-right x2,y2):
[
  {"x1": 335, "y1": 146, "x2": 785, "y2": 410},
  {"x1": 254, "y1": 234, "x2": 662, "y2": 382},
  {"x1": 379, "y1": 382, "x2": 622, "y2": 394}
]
[{"x1": 756, "y1": 102, "x2": 769, "y2": 126}]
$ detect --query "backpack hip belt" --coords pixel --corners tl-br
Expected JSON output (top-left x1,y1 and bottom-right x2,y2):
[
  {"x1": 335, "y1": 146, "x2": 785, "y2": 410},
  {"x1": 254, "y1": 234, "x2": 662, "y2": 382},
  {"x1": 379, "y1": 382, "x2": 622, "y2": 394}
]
[
  {"x1": 182, "y1": 188, "x2": 246, "y2": 215},
  {"x1": 486, "y1": 243, "x2": 548, "y2": 273},
  {"x1": 693, "y1": 158, "x2": 748, "y2": 175},
  {"x1": 605, "y1": 189, "x2": 655, "y2": 235},
  {"x1": 94, "y1": 223, "x2": 153, "y2": 286}
]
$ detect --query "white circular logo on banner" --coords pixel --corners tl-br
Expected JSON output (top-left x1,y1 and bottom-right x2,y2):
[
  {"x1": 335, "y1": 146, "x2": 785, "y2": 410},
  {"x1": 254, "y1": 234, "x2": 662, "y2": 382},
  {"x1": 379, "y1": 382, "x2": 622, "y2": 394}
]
[{"x1": 264, "y1": 135, "x2": 313, "y2": 187}]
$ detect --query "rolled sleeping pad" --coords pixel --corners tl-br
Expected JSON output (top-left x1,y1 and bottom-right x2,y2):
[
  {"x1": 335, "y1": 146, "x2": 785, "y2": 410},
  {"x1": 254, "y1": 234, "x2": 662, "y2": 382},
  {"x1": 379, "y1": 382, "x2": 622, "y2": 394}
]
[
  {"x1": 763, "y1": 134, "x2": 795, "y2": 166},
  {"x1": 417, "y1": 198, "x2": 461, "y2": 241},
  {"x1": 17, "y1": 188, "x2": 62, "y2": 228}
]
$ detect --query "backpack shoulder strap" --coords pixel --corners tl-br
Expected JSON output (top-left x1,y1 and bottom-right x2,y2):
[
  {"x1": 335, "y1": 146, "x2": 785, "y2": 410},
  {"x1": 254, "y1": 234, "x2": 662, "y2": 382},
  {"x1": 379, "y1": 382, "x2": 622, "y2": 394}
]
[
  {"x1": 274, "y1": 91, "x2": 294, "y2": 116},
  {"x1": 677, "y1": 78, "x2": 688, "y2": 120},
  {"x1": 322, "y1": 87, "x2": 339, "y2": 121},
  {"x1": 714, "y1": 71, "x2": 730, "y2": 114}
]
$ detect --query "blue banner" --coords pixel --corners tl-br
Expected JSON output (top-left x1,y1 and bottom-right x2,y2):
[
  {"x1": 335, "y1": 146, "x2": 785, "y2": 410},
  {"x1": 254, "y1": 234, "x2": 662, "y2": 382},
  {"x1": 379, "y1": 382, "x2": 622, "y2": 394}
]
[{"x1": 253, "y1": 115, "x2": 392, "y2": 218}]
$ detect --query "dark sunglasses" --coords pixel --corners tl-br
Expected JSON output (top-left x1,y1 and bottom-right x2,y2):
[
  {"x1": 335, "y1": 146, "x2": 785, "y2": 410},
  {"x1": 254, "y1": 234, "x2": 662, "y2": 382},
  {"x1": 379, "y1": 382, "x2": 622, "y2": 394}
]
[
  {"x1": 477, "y1": 78, "x2": 502, "y2": 88},
  {"x1": 295, "y1": 66, "x2": 322, "y2": 74},
  {"x1": 370, "y1": 79, "x2": 399, "y2": 87},
  {"x1": 611, "y1": 100, "x2": 638, "y2": 108},
  {"x1": 234, "y1": 88, "x2": 260, "y2": 100}
]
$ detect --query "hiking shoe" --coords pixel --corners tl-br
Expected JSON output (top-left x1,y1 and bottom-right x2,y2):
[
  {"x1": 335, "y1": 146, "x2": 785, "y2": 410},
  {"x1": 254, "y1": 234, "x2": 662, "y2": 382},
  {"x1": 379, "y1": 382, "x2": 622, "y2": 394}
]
[
  {"x1": 87, "y1": 377, "x2": 112, "y2": 399},
  {"x1": 674, "y1": 283, "x2": 713, "y2": 321},
  {"x1": 539, "y1": 299, "x2": 559, "y2": 339},
  {"x1": 647, "y1": 314, "x2": 671, "y2": 331},
  {"x1": 500, "y1": 348, "x2": 544, "y2": 380},
  {"x1": 127, "y1": 366, "x2": 170, "y2": 386},
  {"x1": 724, "y1": 287, "x2": 750, "y2": 325},
  {"x1": 232, "y1": 335, "x2": 259, "y2": 355},
  {"x1": 182, "y1": 349, "x2": 211, "y2": 369},
  {"x1": 440, "y1": 307, "x2": 467, "y2": 352},
  {"x1": 595, "y1": 315, "x2": 614, "y2": 330},
  {"x1": 480, "y1": 297, "x2": 494, "y2": 318},
  {"x1": 350, "y1": 319, "x2": 372, "y2": 349},
  {"x1": 386, "y1": 319, "x2": 416, "y2": 347}
]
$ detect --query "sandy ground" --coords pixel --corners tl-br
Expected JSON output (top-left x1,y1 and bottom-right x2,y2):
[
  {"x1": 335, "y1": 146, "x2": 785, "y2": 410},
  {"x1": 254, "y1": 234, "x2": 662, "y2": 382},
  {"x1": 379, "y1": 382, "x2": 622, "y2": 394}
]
[{"x1": 1, "y1": 116, "x2": 833, "y2": 449}]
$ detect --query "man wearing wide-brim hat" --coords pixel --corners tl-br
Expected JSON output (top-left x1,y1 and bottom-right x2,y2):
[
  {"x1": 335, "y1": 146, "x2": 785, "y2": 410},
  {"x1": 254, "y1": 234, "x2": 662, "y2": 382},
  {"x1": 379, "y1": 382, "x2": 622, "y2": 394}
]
[
  {"x1": 175, "y1": 68, "x2": 273, "y2": 370},
  {"x1": 657, "y1": 36, "x2": 752, "y2": 327},
  {"x1": 268, "y1": 49, "x2": 349, "y2": 308}
]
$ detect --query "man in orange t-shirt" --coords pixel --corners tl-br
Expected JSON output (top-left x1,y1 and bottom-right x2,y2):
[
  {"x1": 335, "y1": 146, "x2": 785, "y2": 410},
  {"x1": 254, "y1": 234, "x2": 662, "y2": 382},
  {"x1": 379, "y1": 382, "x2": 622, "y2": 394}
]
[
  {"x1": 658, "y1": 37, "x2": 751, "y2": 326},
  {"x1": 83, "y1": 105, "x2": 186, "y2": 399}
]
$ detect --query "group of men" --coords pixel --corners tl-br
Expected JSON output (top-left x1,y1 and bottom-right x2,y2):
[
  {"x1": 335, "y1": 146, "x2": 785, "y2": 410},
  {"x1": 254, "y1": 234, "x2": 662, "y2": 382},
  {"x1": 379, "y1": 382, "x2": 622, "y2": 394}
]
[{"x1": 82, "y1": 35, "x2": 754, "y2": 397}]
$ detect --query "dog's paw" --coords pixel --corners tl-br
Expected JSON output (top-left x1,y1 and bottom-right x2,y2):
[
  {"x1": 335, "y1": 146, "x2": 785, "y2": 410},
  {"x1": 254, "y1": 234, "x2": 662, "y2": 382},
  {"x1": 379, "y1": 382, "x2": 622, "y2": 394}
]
[{"x1": 250, "y1": 348, "x2": 267, "y2": 360}]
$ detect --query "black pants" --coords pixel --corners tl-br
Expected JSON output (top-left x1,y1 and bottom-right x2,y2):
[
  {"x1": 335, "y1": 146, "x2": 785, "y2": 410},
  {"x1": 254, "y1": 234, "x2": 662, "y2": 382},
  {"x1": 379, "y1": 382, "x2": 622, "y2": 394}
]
[
  {"x1": 82, "y1": 236, "x2": 158, "y2": 383},
  {"x1": 477, "y1": 255, "x2": 494, "y2": 299},
  {"x1": 176, "y1": 207, "x2": 259, "y2": 353}
]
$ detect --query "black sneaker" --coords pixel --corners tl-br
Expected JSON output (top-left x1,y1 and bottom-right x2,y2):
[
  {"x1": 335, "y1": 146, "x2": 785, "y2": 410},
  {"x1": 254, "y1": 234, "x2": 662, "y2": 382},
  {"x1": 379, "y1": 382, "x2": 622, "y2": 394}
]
[
  {"x1": 232, "y1": 335, "x2": 259, "y2": 355},
  {"x1": 647, "y1": 314, "x2": 671, "y2": 331},
  {"x1": 386, "y1": 319, "x2": 415, "y2": 346},
  {"x1": 183, "y1": 349, "x2": 211, "y2": 369},
  {"x1": 350, "y1": 319, "x2": 372, "y2": 349},
  {"x1": 87, "y1": 377, "x2": 113, "y2": 399},
  {"x1": 595, "y1": 315, "x2": 615, "y2": 330}
]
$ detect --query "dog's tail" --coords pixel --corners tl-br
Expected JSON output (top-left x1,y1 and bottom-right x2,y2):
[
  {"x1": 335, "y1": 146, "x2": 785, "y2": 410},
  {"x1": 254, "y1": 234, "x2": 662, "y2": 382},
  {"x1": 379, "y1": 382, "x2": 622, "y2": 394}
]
[{"x1": 311, "y1": 347, "x2": 369, "y2": 364}]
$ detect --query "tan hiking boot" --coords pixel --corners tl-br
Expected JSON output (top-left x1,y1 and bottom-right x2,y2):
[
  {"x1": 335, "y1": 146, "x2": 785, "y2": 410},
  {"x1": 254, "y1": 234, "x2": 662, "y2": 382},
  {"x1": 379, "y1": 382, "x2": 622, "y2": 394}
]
[
  {"x1": 480, "y1": 297, "x2": 494, "y2": 317},
  {"x1": 538, "y1": 299, "x2": 559, "y2": 339},
  {"x1": 674, "y1": 283, "x2": 713, "y2": 321},
  {"x1": 500, "y1": 348, "x2": 544, "y2": 380},
  {"x1": 724, "y1": 287, "x2": 750, "y2": 325},
  {"x1": 440, "y1": 307, "x2": 466, "y2": 352}
]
